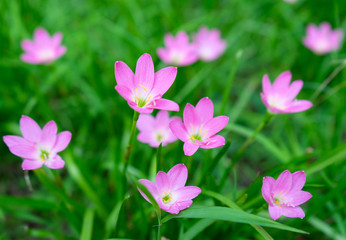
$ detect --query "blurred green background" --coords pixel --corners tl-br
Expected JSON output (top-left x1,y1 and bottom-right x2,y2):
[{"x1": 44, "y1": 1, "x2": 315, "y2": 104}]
[{"x1": 0, "y1": 0, "x2": 345, "y2": 239}]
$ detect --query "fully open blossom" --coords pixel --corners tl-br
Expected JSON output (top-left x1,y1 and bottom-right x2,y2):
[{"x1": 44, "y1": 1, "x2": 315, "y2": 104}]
[
  {"x1": 260, "y1": 71, "x2": 312, "y2": 114},
  {"x1": 262, "y1": 170, "x2": 312, "y2": 220},
  {"x1": 169, "y1": 97, "x2": 229, "y2": 156},
  {"x1": 138, "y1": 164, "x2": 201, "y2": 214},
  {"x1": 193, "y1": 26, "x2": 226, "y2": 61},
  {"x1": 303, "y1": 22, "x2": 344, "y2": 55},
  {"x1": 21, "y1": 28, "x2": 66, "y2": 64},
  {"x1": 137, "y1": 111, "x2": 179, "y2": 148},
  {"x1": 115, "y1": 53, "x2": 179, "y2": 114},
  {"x1": 157, "y1": 32, "x2": 198, "y2": 66},
  {"x1": 3, "y1": 116, "x2": 71, "y2": 170}
]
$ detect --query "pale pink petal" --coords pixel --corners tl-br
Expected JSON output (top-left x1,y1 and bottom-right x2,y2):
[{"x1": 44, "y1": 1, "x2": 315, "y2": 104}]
[
  {"x1": 157, "y1": 48, "x2": 171, "y2": 63},
  {"x1": 21, "y1": 40, "x2": 37, "y2": 53},
  {"x1": 9, "y1": 145, "x2": 38, "y2": 159},
  {"x1": 55, "y1": 46, "x2": 67, "y2": 58},
  {"x1": 272, "y1": 71, "x2": 292, "y2": 93},
  {"x1": 155, "y1": 111, "x2": 170, "y2": 127},
  {"x1": 21, "y1": 54, "x2": 42, "y2": 64},
  {"x1": 22, "y1": 159, "x2": 44, "y2": 170},
  {"x1": 137, "y1": 131, "x2": 157, "y2": 147},
  {"x1": 20, "y1": 116, "x2": 42, "y2": 142},
  {"x1": 176, "y1": 200, "x2": 193, "y2": 212},
  {"x1": 178, "y1": 53, "x2": 198, "y2": 66},
  {"x1": 183, "y1": 103, "x2": 200, "y2": 130},
  {"x1": 138, "y1": 179, "x2": 159, "y2": 203},
  {"x1": 183, "y1": 142, "x2": 199, "y2": 156},
  {"x1": 291, "y1": 171, "x2": 306, "y2": 191},
  {"x1": 115, "y1": 61, "x2": 134, "y2": 88},
  {"x1": 173, "y1": 186, "x2": 201, "y2": 201},
  {"x1": 199, "y1": 135, "x2": 225, "y2": 149},
  {"x1": 281, "y1": 207, "x2": 305, "y2": 219},
  {"x1": 262, "y1": 74, "x2": 272, "y2": 96},
  {"x1": 167, "y1": 164, "x2": 187, "y2": 191},
  {"x1": 153, "y1": 99, "x2": 179, "y2": 112},
  {"x1": 134, "y1": 53, "x2": 154, "y2": 91},
  {"x1": 128, "y1": 101, "x2": 154, "y2": 114},
  {"x1": 53, "y1": 131, "x2": 72, "y2": 152},
  {"x1": 151, "y1": 66, "x2": 177, "y2": 96},
  {"x1": 195, "y1": 97, "x2": 214, "y2": 124},
  {"x1": 155, "y1": 171, "x2": 170, "y2": 193},
  {"x1": 262, "y1": 176, "x2": 275, "y2": 204},
  {"x1": 34, "y1": 28, "x2": 50, "y2": 44},
  {"x1": 176, "y1": 32, "x2": 189, "y2": 46},
  {"x1": 45, "y1": 155, "x2": 65, "y2": 169},
  {"x1": 137, "y1": 114, "x2": 155, "y2": 132},
  {"x1": 51, "y1": 33, "x2": 63, "y2": 46},
  {"x1": 284, "y1": 80, "x2": 303, "y2": 102},
  {"x1": 268, "y1": 205, "x2": 282, "y2": 220},
  {"x1": 3, "y1": 135, "x2": 33, "y2": 147},
  {"x1": 273, "y1": 170, "x2": 292, "y2": 194},
  {"x1": 260, "y1": 93, "x2": 275, "y2": 113},
  {"x1": 169, "y1": 119, "x2": 189, "y2": 141},
  {"x1": 284, "y1": 100, "x2": 313, "y2": 113},
  {"x1": 203, "y1": 116, "x2": 229, "y2": 138},
  {"x1": 289, "y1": 191, "x2": 312, "y2": 206},
  {"x1": 115, "y1": 85, "x2": 133, "y2": 101},
  {"x1": 164, "y1": 34, "x2": 176, "y2": 47},
  {"x1": 40, "y1": 120, "x2": 57, "y2": 149}
]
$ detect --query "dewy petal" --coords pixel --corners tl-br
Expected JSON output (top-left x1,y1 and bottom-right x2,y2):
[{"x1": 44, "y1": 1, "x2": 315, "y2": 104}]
[
  {"x1": 203, "y1": 116, "x2": 229, "y2": 138},
  {"x1": 53, "y1": 131, "x2": 72, "y2": 152},
  {"x1": 291, "y1": 171, "x2": 306, "y2": 191},
  {"x1": 183, "y1": 103, "x2": 200, "y2": 130},
  {"x1": 9, "y1": 145, "x2": 38, "y2": 159},
  {"x1": 199, "y1": 135, "x2": 225, "y2": 149},
  {"x1": 115, "y1": 85, "x2": 133, "y2": 101},
  {"x1": 40, "y1": 120, "x2": 57, "y2": 149},
  {"x1": 167, "y1": 164, "x2": 188, "y2": 191},
  {"x1": 45, "y1": 155, "x2": 65, "y2": 169},
  {"x1": 262, "y1": 74, "x2": 272, "y2": 96},
  {"x1": 273, "y1": 170, "x2": 292, "y2": 194},
  {"x1": 22, "y1": 159, "x2": 44, "y2": 170},
  {"x1": 289, "y1": 191, "x2": 312, "y2": 206},
  {"x1": 268, "y1": 205, "x2": 282, "y2": 220},
  {"x1": 137, "y1": 114, "x2": 155, "y2": 132},
  {"x1": 272, "y1": 71, "x2": 292, "y2": 93},
  {"x1": 115, "y1": 61, "x2": 134, "y2": 88},
  {"x1": 3, "y1": 135, "x2": 33, "y2": 147},
  {"x1": 153, "y1": 99, "x2": 179, "y2": 112},
  {"x1": 173, "y1": 186, "x2": 201, "y2": 201},
  {"x1": 169, "y1": 119, "x2": 189, "y2": 141},
  {"x1": 155, "y1": 171, "x2": 170, "y2": 193},
  {"x1": 284, "y1": 100, "x2": 313, "y2": 113},
  {"x1": 281, "y1": 206, "x2": 305, "y2": 219},
  {"x1": 262, "y1": 176, "x2": 275, "y2": 204},
  {"x1": 195, "y1": 97, "x2": 214, "y2": 124},
  {"x1": 151, "y1": 66, "x2": 177, "y2": 96},
  {"x1": 183, "y1": 142, "x2": 199, "y2": 156},
  {"x1": 134, "y1": 53, "x2": 154, "y2": 91},
  {"x1": 138, "y1": 179, "x2": 159, "y2": 203},
  {"x1": 20, "y1": 115, "x2": 42, "y2": 142}
]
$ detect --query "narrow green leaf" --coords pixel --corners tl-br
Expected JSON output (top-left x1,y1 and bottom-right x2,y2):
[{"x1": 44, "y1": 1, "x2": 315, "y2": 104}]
[
  {"x1": 0, "y1": 195, "x2": 56, "y2": 210},
  {"x1": 80, "y1": 208, "x2": 95, "y2": 240},
  {"x1": 137, "y1": 182, "x2": 160, "y2": 214},
  {"x1": 180, "y1": 219, "x2": 215, "y2": 240}
]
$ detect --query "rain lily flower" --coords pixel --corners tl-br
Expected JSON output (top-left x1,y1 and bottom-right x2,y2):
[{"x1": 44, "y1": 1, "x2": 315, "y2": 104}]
[
  {"x1": 157, "y1": 32, "x2": 198, "y2": 66},
  {"x1": 169, "y1": 97, "x2": 229, "y2": 156},
  {"x1": 3, "y1": 116, "x2": 71, "y2": 170},
  {"x1": 262, "y1": 170, "x2": 312, "y2": 220},
  {"x1": 260, "y1": 71, "x2": 313, "y2": 114},
  {"x1": 21, "y1": 28, "x2": 66, "y2": 64},
  {"x1": 138, "y1": 164, "x2": 201, "y2": 214},
  {"x1": 137, "y1": 111, "x2": 180, "y2": 148},
  {"x1": 303, "y1": 22, "x2": 344, "y2": 55},
  {"x1": 115, "y1": 53, "x2": 179, "y2": 114},
  {"x1": 193, "y1": 26, "x2": 226, "y2": 61}
]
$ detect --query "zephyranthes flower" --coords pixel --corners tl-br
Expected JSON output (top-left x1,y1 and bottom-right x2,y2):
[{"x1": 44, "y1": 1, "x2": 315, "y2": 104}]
[
  {"x1": 21, "y1": 28, "x2": 66, "y2": 64},
  {"x1": 137, "y1": 111, "x2": 179, "y2": 148},
  {"x1": 262, "y1": 170, "x2": 312, "y2": 220},
  {"x1": 3, "y1": 116, "x2": 71, "y2": 170},
  {"x1": 260, "y1": 71, "x2": 312, "y2": 114},
  {"x1": 169, "y1": 97, "x2": 229, "y2": 156},
  {"x1": 138, "y1": 164, "x2": 201, "y2": 214},
  {"x1": 114, "y1": 53, "x2": 179, "y2": 114}
]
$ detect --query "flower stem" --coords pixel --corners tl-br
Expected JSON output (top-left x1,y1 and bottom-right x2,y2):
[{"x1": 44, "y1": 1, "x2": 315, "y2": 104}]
[
  {"x1": 219, "y1": 111, "x2": 273, "y2": 189},
  {"x1": 156, "y1": 210, "x2": 162, "y2": 240}
]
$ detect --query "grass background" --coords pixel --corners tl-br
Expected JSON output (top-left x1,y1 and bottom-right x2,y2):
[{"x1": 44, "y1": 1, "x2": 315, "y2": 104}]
[{"x1": 0, "y1": 0, "x2": 345, "y2": 239}]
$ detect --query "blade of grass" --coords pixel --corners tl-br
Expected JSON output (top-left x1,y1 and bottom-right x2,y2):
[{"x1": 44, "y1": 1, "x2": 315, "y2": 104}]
[{"x1": 80, "y1": 208, "x2": 95, "y2": 240}]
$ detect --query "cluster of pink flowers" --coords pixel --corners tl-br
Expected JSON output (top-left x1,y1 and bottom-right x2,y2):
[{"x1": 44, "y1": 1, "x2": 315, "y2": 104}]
[{"x1": 157, "y1": 26, "x2": 226, "y2": 66}]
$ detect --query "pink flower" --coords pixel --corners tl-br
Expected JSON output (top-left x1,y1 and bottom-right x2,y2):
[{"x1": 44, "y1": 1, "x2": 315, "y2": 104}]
[
  {"x1": 3, "y1": 116, "x2": 72, "y2": 170},
  {"x1": 137, "y1": 111, "x2": 179, "y2": 148},
  {"x1": 193, "y1": 26, "x2": 226, "y2": 61},
  {"x1": 138, "y1": 164, "x2": 201, "y2": 214},
  {"x1": 262, "y1": 170, "x2": 312, "y2": 220},
  {"x1": 169, "y1": 97, "x2": 229, "y2": 156},
  {"x1": 260, "y1": 71, "x2": 313, "y2": 114},
  {"x1": 114, "y1": 53, "x2": 179, "y2": 114},
  {"x1": 157, "y1": 32, "x2": 199, "y2": 66},
  {"x1": 21, "y1": 28, "x2": 67, "y2": 64},
  {"x1": 303, "y1": 22, "x2": 344, "y2": 55}
]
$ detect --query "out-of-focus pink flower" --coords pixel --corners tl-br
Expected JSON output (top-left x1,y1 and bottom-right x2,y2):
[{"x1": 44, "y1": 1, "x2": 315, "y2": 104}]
[
  {"x1": 138, "y1": 164, "x2": 201, "y2": 214},
  {"x1": 137, "y1": 111, "x2": 179, "y2": 148},
  {"x1": 169, "y1": 97, "x2": 229, "y2": 156},
  {"x1": 260, "y1": 71, "x2": 312, "y2": 114},
  {"x1": 114, "y1": 53, "x2": 179, "y2": 114},
  {"x1": 262, "y1": 170, "x2": 312, "y2": 220},
  {"x1": 157, "y1": 32, "x2": 198, "y2": 66},
  {"x1": 303, "y1": 22, "x2": 344, "y2": 55},
  {"x1": 3, "y1": 116, "x2": 71, "y2": 170},
  {"x1": 193, "y1": 26, "x2": 226, "y2": 61},
  {"x1": 21, "y1": 28, "x2": 66, "y2": 64}
]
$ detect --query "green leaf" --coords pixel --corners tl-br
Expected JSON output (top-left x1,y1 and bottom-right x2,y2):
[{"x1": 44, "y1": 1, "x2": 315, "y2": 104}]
[
  {"x1": 136, "y1": 182, "x2": 160, "y2": 214},
  {"x1": 162, "y1": 206, "x2": 308, "y2": 234},
  {"x1": 80, "y1": 208, "x2": 95, "y2": 240},
  {"x1": 0, "y1": 195, "x2": 56, "y2": 210},
  {"x1": 180, "y1": 219, "x2": 215, "y2": 240}
]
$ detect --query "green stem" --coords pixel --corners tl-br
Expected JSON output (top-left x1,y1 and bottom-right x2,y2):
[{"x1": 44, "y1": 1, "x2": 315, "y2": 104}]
[
  {"x1": 157, "y1": 210, "x2": 162, "y2": 240},
  {"x1": 219, "y1": 112, "x2": 273, "y2": 189}
]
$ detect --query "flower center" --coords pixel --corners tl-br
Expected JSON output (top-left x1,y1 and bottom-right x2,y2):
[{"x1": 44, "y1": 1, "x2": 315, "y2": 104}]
[
  {"x1": 40, "y1": 150, "x2": 50, "y2": 161},
  {"x1": 190, "y1": 134, "x2": 202, "y2": 143},
  {"x1": 162, "y1": 193, "x2": 172, "y2": 204},
  {"x1": 189, "y1": 124, "x2": 208, "y2": 143},
  {"x1": 133, "y1": 85, "x2": 152, "y2": 108},
  {"x1": 157, "y1": 134, "x2": 163, "y2": 142}
]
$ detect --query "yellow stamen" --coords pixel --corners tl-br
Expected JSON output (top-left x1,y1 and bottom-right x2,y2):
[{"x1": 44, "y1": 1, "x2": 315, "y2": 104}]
[
  {"x1": 138, "y1": 84, "x2": 147, "y2": 92},
  {"x1": 190, "y1": 123, "x2": 195, "y2": 132}
]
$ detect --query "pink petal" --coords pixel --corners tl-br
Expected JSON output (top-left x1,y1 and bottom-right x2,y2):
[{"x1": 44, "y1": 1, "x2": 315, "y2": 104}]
[
  {"x1": 262, "y1": 176, "x2": 275, "y2": 204},
  {"x1": 3, "y1": 135, "x2": 33, "y2": 147},
  {"x1": 183, "y1": 142, "x2": 199, "y2": 156},
  {"x1": 289, "y1": 191, "x2": 312, "y2": 206},
  {"x1": 115, "y1": 61, "x2": 134, "y2": 88},
  {"x1": 9, "y1": 145, "x2": 38, "y2": 159},
  {"x1": 128, "y1": 101, "x2": 154, "y2": 114},
  {"x1": 262, "y1": 74, "x2": 272, "y2": 96},
  {"x1": 34, "y1": 28, "x2": 50, "y2": 44},
  {"x1": 20, "y1": 115, "x2": 42, "y2": 142},
  {"x1": 291, "y1": 171, "x2": 306, "y2": 191},
  {"x1": 173, "y1": 186, "x2": 201, "y2": 201},
  {"x1": 115, "y1": 85, "x2": 133, "y2": 101},
  {"x1": 183, "y1": 103, "x2": 199, "y2": 130},
  {"x1": 21, "y1": 53, "x2": 42, "y2": 64},
  {"x1": 203, "y1": 116, "x2": 229, "y2": 138},
  {"x1": 137, "y1": 114, "x2": 155, "y2": 132},
  {"x1": 22, "y1": 159, "x2": 44, "y2": 170},
  {"x1": 21, "y1": 40, "x2": 37, "y2": 53},
  {"x1": 155, "y1": 111, "x2": 170, "y2": 127},
  {"x1": 284, "y1": 100, "x2": 313, "y2": 113},
  {"x1": 45, "y1": 155, "x2": 65, "y2": 169},
  {"x1": 195, "y1": 97, "x2": 214, "y2": 124},
  {"x1": 273, "y1": 170, "x2": 292, "y2": 194},
  {"x1": 153, "y1": 99, "x2": 179, "y2": 112},
  {"x1": 281, "y1": 207, "x2": 305, "y2": 219},
  {"x1": 199, "y1": 135, "x2": 225, "y2": 149},
  {"x1": 137, "y1": 131, "x2": 157, "y2": 147},
  {"x1": 268, "y1": 205, "x2": 282, "y2": 220},
  {"x1": 151, "y1": 66, "x2": 177, "y2": 96},
  {"x1": 176, "y1": 200, "x2": 193, "y2": 212},
  {"x1": 155, "y1": 171, "x2": 170, "y2": 193},
  {"x1": 138, "y1": 179, "x2": 159, "y2": 203},
  {"x1": 51, "y1": 32, "x2": 63, "y2": 47},
  {"x1": 55, "y1": 46, "x2": 67, "y2": 58},
  {"x1": 176, "y1": 32, "x2": 189, "y2": 46},
  {"x1": 40, "y1": 121, "x2": 57, "y2": 149},
  {"x1": 285, "y1": 80, "x2": 303, "y2": 102},
  {"x1": 53, "y1": 131, "x2": 72, "y2": 152},
  {"x1": 164, "y1": 34, "x2": 176, "y2": 47},
  {"x1": 134, "y1": 53, "x2": 154, "y2": 92},
  {"x1": 157, "y1": 48, "x2": 171, "y2": 63},
  {"x1": 272, "y1": 71, "x2": 292, "y2": 93},
  {"x1": 167, "y1": 164, "x2": 188, "y2": 191},
  {"x1": 169, "y1": 118, "x2": 189, "y2": 141}
]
